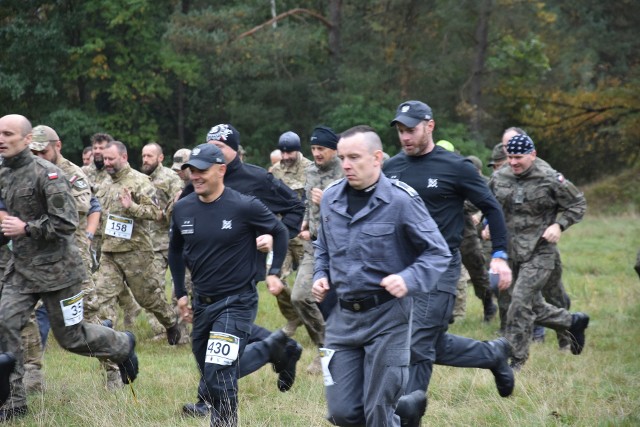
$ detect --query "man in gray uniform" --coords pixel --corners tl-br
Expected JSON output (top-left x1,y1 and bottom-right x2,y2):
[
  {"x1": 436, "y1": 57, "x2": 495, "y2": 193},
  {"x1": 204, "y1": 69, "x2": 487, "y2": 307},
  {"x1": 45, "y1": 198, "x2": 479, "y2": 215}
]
[{"x1": 312, "y1": 125, "x2": 451, "y2": 427}]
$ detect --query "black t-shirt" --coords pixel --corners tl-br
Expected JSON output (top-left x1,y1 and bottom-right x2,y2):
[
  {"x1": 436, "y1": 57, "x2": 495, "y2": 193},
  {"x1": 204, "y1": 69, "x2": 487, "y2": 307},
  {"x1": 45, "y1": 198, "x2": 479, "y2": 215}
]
[
  {"x1": 169, "y1": 187, "x2": 288, "y2": 299},
  {"x1": 383, "y1": 146, "x2": 507, "y2": 252}
]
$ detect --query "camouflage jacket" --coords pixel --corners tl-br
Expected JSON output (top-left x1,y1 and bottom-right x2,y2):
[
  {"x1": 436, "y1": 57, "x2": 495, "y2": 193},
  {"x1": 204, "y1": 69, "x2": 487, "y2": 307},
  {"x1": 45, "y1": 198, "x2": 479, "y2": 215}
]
[
  {"x1": 97, "y1": 163, "x2": 161, "y2": 253},
  {"x1": 0, "y1": 148, "x2": 86, "y2": 293},
  {"x1": 82, "y1": 162, "x2": 112, "y2": 196},
  {"x1": 304, "y1": 155, "x2": 344, "y2": 238},
  {"x1": 147, "y1": 164, "x2": 184, "y2": 251},
  {"x1": 56, "y1": 155, "x2": 92, "y2": 249},
  {"x1": 271, "y1": 153, "x2": 313, "y2": 200},
  {"x1": 489, "y1": 159, "x2": 586, "y2": 262}
]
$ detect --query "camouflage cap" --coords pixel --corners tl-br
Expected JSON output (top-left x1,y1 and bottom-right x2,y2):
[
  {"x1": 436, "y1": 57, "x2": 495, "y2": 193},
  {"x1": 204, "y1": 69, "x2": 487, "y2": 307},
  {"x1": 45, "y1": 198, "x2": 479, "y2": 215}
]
[
  {"x1": 172, "y1": 148, "x2": 191, "y2": 170},
  {"x1": 466, "y1": 155, "x2": 483, "y2": 171},
  {"x1": 487, "y1": 142, "x2": 507, "y2": 166},
  {"x1": 30, "y1": 125, "x2": 59, "y2": 151}
]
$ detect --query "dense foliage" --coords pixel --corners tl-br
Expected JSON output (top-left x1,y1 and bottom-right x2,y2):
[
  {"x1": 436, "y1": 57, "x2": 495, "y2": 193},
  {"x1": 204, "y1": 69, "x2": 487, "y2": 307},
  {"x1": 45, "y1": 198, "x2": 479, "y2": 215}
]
[{"x1": 1, "y1": 0, "x2": 638, "y2": 182}]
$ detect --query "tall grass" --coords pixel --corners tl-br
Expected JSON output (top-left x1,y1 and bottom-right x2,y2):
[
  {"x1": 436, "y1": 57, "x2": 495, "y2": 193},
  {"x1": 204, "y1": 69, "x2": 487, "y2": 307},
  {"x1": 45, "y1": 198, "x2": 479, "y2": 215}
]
[{"x1": 14, "y1": 214, "x2": 640, "y2": 426}]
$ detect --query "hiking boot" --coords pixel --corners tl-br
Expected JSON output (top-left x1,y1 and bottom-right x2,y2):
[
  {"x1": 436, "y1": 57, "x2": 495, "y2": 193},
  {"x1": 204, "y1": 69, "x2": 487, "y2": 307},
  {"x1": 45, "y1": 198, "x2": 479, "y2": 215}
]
[
  {"x1": 182, "y1": 400, "x2": 211, "y2": 418},
  {"x1": 568, "y1": 312, "x2": 589, "y2": 355},
  {"x1": 482, "y1": 292, "x2": 497, "y2": 322},
  {"x1": 306, "y1": 355, "x2": 323, "y2": 375},
  {"x1": 24, "y1": 364, "x2": 44, "y2": 393},
  {"x1": 0, "y1": 352, "x2": 16, "y2": 407},
  {"x1": 0, "y1": 406, "x2": 28, "y2": 422},
  {"x1": 117, "y1": 331, "x2": 139, "y2": 384},
  {"x1": 489, "y1": 338, "x2": 514, "y2": 397},
  {"x1": 278, "y1": 340, "x2": 303, "y2": 392},
  {"x1": 395, "y1": 390, "x2": 427, "y2": 427}
]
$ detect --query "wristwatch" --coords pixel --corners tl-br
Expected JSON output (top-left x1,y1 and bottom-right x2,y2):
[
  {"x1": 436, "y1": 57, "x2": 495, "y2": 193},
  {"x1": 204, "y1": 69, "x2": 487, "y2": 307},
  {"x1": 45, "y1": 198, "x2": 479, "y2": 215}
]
[{"x1": 492, "y1": 250, "x2": 508, "y2": 261}]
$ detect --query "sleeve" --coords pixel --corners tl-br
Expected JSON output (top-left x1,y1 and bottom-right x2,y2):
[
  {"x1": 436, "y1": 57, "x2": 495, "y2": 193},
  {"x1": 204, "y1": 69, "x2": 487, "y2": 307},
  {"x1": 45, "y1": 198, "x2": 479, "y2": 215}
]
[
  {"x1": 88, "y1": 194, "x2": 102, "y2": 215},
  {"x1": 260, "y1": 174, "x2": 305, "y2": 239},
  {"x1": 69, "y1": 175, "x2": 92, "y2": 216},
  {"x1": 312, "y1": 199, "x2": 331, "y2": 283},
  {"x1": 168, "y1": 212, "x2": 187, "y2": 299},
  {"x1": 126, "y1": 179, "x2": 162, "y2": 221},
  {"x1": 553, "y1": 173, "x2": 587, "y2": 231},
  {"x1": 396, "y1": 197, "x2": 452, "y2": 294},
  {"x1": 247, "y1": 198, "x2": 289, "y2": 275},
  {"x1": 29, "y1": 173, "x2": 78, "y2": 241},
  {"x1": 461, "y1": 162, "x2": 508, "y2": 254}
]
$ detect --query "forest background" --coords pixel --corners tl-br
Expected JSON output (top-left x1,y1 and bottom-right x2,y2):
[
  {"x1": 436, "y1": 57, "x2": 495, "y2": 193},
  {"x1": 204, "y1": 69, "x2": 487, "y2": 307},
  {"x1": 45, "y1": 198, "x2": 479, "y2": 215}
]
[{"x1": 1, "y1": 0, "x2": 638, "y2": 184}]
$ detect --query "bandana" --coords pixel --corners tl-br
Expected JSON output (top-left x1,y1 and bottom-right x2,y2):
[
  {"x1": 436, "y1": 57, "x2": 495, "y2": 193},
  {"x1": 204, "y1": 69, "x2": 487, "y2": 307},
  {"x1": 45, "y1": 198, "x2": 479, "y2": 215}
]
[{"x1": 506, "y1": 134, "x2": 535, "y2": 154}]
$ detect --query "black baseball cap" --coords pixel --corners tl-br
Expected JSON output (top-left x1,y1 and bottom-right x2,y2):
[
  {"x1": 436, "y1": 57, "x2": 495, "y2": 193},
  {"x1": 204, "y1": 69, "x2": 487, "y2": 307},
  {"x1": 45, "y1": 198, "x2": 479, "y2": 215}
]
[
  {"x1": 182, "y1": 144, "x2": 225, "y2": 170},
  {"x1": 390, "y1": 100, "x2": 433, "y2": 127},
  {"x1": 278, "y1": 131, "x2": 301, "y2": 152}
]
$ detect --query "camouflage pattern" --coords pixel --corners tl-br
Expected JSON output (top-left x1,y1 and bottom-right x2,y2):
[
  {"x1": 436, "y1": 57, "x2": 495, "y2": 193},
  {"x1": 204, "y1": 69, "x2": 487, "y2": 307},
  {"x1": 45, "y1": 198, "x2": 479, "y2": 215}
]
[
  {"x1": 489, "y1": 158, "x2": 586, "y2": 363},
  {"x1": 82, "y1": 162, "x2": 112, "y2": 196},
  {"x1": 460, "y1": 204, "x2": 491, "y2": 300},
  {"x1": 452, "y1": 264, "x2": 470, "y2": 320},
  {"x1": 303, "y1": 156, "x2": 344, "y2": 238},
  {"x1": 97, "y1": 163, "x2": 161, "y2": 253},
  {"x1": 0, "y1": 148, "x2": 131, "y2": 410},
  {"x1": 270, "y1": 153, "x2": 313, "y2": 325},
  {"x1": 147, "y1": 164, "x2": 184, "y2": 252},
  {"x1": 291, "y1": 241, "x2": 325, "y2": 346}
]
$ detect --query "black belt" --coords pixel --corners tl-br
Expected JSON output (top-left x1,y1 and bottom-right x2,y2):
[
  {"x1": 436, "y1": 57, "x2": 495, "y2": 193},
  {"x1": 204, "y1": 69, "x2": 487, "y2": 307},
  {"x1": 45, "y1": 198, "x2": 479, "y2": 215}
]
[
  {"x1": 339, "y1": 292, "x2": 396, "y2": 313},
  {"x1": 196, "y1": 283, "x2": 254, "y2": 305}
]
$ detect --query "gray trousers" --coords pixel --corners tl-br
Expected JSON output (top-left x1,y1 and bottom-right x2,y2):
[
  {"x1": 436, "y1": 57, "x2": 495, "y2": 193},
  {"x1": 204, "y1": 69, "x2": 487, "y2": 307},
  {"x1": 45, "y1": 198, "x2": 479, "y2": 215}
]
[
  {"x1": 324, "y1": 297, "x2": 412, "y2": 427},
  {"x1": 0, "y1": 275, "x2": 131, "y2": 409}
]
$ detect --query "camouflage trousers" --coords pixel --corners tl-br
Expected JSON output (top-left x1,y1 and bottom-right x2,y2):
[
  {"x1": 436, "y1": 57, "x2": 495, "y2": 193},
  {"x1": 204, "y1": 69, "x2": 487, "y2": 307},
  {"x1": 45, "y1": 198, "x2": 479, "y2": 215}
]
[
  {"x1": 504, "y1": 248, "x2": 573, "y2": 362},
  {"x1": 452, "y1": 265, "x2": 471, "y2": 320},
  {"x1": 0, "y1": 277, "x2": 131, "y2": 409},
  {"x1": 94, "y1": 251, "x2": 177, "y2": 329},
  {"x1": 291, "y1": 241, "x2": 326, "y2": 347},
  {"x1": 460, "y1": 232, "x2": 491, "y2": 300},
  {"x1": 275, "y1": 238, "x2": 305, "y2": 324},
  {"x1": 498, "y1": 248, "x2": 571, "y2": 347}
]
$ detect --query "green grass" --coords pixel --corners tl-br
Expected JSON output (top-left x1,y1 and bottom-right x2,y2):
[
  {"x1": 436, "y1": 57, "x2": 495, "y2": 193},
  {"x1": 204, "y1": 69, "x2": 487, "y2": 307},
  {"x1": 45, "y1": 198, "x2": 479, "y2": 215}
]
[{"x1": 13, "y1": 214, "x2": 640, "y2": 426}]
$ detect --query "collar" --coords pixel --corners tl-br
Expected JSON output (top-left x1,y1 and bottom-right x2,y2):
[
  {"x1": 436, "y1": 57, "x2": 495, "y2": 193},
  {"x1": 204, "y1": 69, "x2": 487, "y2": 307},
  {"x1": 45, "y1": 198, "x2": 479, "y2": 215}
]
[
  {"x1": 2, "y1": 148, "x2": 34, "y2": 169},
  {"x1": 111, "y1": 163, "x2": 132, "y2": 181}
]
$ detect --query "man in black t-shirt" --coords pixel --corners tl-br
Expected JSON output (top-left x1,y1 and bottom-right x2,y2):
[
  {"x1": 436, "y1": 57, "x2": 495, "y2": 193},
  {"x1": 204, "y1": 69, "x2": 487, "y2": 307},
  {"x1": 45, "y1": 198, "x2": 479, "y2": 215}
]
[{"x1": 169, "y1": 143, "x2": 290, "y2": 427}]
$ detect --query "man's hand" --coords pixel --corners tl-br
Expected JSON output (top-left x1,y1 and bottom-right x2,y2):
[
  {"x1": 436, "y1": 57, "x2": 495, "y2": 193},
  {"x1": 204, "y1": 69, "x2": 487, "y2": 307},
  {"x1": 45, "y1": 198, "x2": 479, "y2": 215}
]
[
  {"x1": 298, "y1": 221, "x2": 310, "y2": 240},
  {"x1": 266, "y1": 275, "x2": 285, "y2": 296},
  {"x1": 481, "y1": 225, "x2": 491, "y2": 241},
  {"x1": 1, "y1": 216, "x2": 27, "y2": 237},
  {"x1": 542, "y1": 223, "x2": 562, "y2": 244},
  {"x1": 310, "y1": 188, "x2": 324, "y2": 206},
  {"x1": 490, "y1": 258, "x2": 512, "y2": 291},
  {"x1": 312, "y1": 277, "x2": 330, "y2": 302},
  {"x1": 256, "y1": 234, "x2": 273, "y2": 253},
  {"x1": 380, "y1": 274, "x2": 408, "y2": 298},
  {"x1": 177, "y1": 296, "x2": 193, "y2": 323},
  {"x1": 120, "y1": 188, "x2": 132, "y2": 209}
]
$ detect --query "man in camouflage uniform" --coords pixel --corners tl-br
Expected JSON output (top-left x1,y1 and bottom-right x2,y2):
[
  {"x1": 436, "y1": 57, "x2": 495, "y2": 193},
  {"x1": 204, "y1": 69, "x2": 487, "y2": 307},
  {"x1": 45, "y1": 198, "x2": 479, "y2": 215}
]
[
  {"x1": 82, "y1": 133, "x2": 142, "y2": 326},
  {"x1": 141, "y1": 142, "x2": 186, "y2": 340},
  {"x1": 171, "y1": 148, "x2": 192, "y2": 185},
  {"x1": 0, "y1": 115, "x2": 138, "y2": 422},
  {"x1": 496, "y1": 129, "x2": 571, "y2": 346},
  {"x1": 270, "y1": 131, "x2": 313, "y2": 336},
  {"x1": 292, "y1": 126, "x2": 344, "y2": 374},
  {"x1": 93, "y1": 141, "x2": 183, "y2": 386},
  {"x1": 489, "y1": 133, "x2": 589, "y2": 370},
  {"x1": 21, "y1": 125, "x2": 103, "y2": 392}
]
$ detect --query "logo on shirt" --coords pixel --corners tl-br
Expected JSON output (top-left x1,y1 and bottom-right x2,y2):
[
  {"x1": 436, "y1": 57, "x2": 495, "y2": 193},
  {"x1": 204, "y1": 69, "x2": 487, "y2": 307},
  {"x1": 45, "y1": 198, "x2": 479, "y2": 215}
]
[
  {"x1": 222, "y1": 220, "x2": 232, "y2": 230},
  {"x1": 427, "y1": 178, "x2": 438, "y2": 188}
]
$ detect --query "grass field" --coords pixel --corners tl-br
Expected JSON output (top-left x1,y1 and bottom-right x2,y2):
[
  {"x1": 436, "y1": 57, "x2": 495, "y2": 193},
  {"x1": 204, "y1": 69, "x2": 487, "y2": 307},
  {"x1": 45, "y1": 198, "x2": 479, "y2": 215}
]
[{"x1": 10, "y1": 214, "x2": 640, "y2": 426}]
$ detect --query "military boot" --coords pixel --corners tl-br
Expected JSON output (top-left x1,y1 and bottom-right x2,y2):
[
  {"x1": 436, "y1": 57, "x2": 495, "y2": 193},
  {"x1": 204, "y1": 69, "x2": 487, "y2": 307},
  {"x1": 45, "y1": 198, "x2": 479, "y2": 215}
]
[
  {"x1": 568, "y1": 312, "x2": 590, "y2": 355},
  {"x1": 395, "y1": 390, "x2": 427, "y2": 427},
  {"x1": 488, "y1": 338, "x2": 515, "y2": 397}
]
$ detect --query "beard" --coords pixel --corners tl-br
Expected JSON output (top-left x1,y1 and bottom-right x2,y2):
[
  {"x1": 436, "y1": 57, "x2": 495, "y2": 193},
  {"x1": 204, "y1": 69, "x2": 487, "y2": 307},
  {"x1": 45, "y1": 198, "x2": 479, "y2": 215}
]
[
  {"x1": 141, "y1": 163, "x2": 158, "y2": 175},
  {"x1": 94, "y1": 157, "x2": 105, "y2": 170}
]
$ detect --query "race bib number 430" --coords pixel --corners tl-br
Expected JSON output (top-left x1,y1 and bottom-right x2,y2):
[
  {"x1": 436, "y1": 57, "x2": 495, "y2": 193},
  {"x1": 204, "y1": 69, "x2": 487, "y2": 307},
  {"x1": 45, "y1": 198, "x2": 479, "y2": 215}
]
[
  {"x1": 105, "y1": 214, "x2": 134, "y2": 239},
  {"x1": 205, "y1": 332, "x2": 240, "y2": 366},
  {"x1": 60, "y1": 292, "x2": 84, "y2": 327}
]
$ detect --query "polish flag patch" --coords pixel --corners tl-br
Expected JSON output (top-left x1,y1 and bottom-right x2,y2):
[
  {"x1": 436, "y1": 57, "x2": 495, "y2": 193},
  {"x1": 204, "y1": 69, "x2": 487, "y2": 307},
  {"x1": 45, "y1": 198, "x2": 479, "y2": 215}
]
[{"x1": 48, "y1": 172, "x2": 58, "y2": 180}]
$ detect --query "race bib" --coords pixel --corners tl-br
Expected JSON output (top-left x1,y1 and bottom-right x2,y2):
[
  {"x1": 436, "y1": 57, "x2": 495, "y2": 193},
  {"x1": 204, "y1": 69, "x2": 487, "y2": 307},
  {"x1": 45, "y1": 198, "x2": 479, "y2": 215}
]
[
  {"x1": 105, "y1": 214, "x2": 134, "y2": 239},
  {"x1": 60, "y1": 292, "x2": 84, "y2": 327},
  {"x1": 319, "y1": 347, "x2": 336, "y2": 386},
  {"x1": 205, "y1": 332, "x2": 240, "y2": 366}
]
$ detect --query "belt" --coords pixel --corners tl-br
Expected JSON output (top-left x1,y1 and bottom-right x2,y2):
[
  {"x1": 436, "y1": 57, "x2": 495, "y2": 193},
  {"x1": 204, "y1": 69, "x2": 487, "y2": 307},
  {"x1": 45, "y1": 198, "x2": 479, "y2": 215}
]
[
  {"x1": 339, "y1": 292, "x2": 396, "y2": 313},
  {"x1": 196, "y1": 283, "x2": 254, "y2": 305}
]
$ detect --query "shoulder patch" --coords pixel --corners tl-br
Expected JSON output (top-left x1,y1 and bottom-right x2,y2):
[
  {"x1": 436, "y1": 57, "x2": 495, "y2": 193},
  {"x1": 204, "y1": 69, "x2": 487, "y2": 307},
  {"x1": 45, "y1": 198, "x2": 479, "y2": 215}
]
[
  {"x1": 390, "y1": 179, "x2": 418, "y2": 197},
  {"x1": 48, "y1": 172, "x2": 59, "y2": 180},
  {"x1": 73, "y1": 178, "x2": 88, "y2": 189}
]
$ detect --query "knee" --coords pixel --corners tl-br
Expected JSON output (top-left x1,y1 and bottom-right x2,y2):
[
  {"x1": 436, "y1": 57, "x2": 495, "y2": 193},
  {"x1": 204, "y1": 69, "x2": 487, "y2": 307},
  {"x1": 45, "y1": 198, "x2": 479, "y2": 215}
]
[{"x1": 326, "y1": 404, "x2": 365, "y2": 426}]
